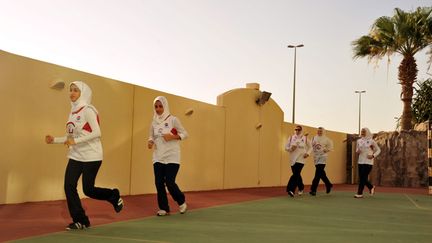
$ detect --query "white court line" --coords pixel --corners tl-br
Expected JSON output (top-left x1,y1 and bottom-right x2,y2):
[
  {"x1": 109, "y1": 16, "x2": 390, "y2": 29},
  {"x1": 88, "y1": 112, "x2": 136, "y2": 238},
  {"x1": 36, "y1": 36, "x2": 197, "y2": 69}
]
[
  {"x1": 65, "y1": 233, "x2": 172, "y2": 243},
  {"x1": 404, "y1": 194, "x2": 427, "y2": 210}
]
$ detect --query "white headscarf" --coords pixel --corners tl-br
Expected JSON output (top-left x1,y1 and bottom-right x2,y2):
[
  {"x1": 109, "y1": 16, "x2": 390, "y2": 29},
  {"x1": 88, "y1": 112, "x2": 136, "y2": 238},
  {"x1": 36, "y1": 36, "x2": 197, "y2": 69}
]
[
  {"x1": 361, "y1": 127, "x2": 372, "y2": 139},
  {"x1": 70, "y1": 81, "x2": 98, "y2": 113},
  {"x1": 152, "y1": 96, "x2": 170, "y2": 124}
]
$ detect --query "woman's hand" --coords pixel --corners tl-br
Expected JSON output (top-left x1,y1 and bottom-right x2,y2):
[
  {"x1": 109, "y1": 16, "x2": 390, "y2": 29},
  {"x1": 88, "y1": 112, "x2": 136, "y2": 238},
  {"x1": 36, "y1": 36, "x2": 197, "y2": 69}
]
[
  {"x1": 45, "y1": 135, "x2": 54, "y2": 144},
  {"x1": 163, "y1": 134, "x2": 178, "y2": 141},
  {"x1": 148, "y1": 140, "x2": 154, "y2": 149},
  {"x1": 64, "y1": 137, "x2": 76, "y2": 147},
  {"x1": 303, "y1": 153, "x2": 309, "y2": 159},
  {"x1": 290, "y1": 145, "x2": 297, "y2": 152},
  {"x1": 367, "y1": 154, "x2": 375, "y2": 159}
]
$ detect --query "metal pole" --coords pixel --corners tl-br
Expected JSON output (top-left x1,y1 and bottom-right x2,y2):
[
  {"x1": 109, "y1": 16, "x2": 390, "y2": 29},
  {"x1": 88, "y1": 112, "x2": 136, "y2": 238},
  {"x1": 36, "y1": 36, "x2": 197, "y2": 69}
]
[
  {"x1": 358, "y1": 93, "x2": 361, "y2": 134},
  {"x1": 288, "y1": 44, "x2": 303, "y2": 124},
  {"x1": 428, "y1": 120, "x2": 432, "y2": 195},
  {"x1": 355, "y1": 90, "x2": 366, "y2": 134},
  {"x1": 292, "y1": 48, "x2": 296, "y2": 124}
]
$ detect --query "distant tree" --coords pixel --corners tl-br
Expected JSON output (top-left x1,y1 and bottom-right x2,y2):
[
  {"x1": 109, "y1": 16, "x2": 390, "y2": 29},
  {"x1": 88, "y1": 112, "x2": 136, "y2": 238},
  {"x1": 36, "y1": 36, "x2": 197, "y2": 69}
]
[
  {"x1": 412, "y1": 78, "x2": 432, "y2": 123},
  {"x1": 352, "y1": 7, "x2": 432, "y2": 130}
]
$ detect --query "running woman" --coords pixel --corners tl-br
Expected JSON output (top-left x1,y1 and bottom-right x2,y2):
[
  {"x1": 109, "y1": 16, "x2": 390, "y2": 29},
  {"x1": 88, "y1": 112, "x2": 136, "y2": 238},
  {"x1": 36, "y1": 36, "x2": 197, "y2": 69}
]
[
  {"x1": 45, "y1": 81, "x2": 123, "y2": 230},
  {"x1": 285, "y1": 125, "x2": 312, "y2": 197},
  {"x1": 309, "y1": 127, "x2": 334, "y2": 196},
  {"x1": 354, "y1": 127, "x2": 381, "y2": 198},
  {"x1": 148, "y1": 96, "x2": 188, "y2": 216}
]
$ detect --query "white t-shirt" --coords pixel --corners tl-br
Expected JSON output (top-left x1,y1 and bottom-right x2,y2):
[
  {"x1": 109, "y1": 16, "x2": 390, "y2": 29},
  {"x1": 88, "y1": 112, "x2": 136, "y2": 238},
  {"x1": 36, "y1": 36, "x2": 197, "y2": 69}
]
[
  {"x1": 149, "y1": 115, "x2": 188, "y2": 164},
  {"x1": 54, "y1": 106, "x2": 103, "y2": 162}
]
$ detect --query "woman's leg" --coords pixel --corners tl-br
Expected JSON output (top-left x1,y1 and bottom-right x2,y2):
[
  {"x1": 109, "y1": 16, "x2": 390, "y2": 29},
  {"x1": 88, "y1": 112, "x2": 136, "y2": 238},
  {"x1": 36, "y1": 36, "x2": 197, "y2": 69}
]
[
  {"x1": 153, "y1": 162, "x2": 170, "y2": 212},
  {"x1": 357, "y1": 164, "x2": 367, "y2": 195},
  {"x1": 64, "y1": 159, "x2": 89, "y2": 225},
  {"x1": 363, "y1": 164, "x2": 374, "y2": 191},
  {"x1": 295, "y1": 163, "x2": 305, "y2": 192},
  {"x1": 165, "y1": 163, "x2": 185, "y2": 205},
  {"x1": 310, "y1": 165, "x2": 322, "y2": 193},
  {"x1": 287, "y1": 165, "x2": 297, "y2": 194},
  {"x1": 81, "y1": 161, "x2": 113, "y2": 201}
]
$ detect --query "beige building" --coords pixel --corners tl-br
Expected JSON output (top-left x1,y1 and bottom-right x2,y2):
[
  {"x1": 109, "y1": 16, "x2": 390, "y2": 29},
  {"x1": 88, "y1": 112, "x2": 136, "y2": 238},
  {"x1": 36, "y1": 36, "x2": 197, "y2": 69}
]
[{"x1": 0, "y1": 50, "x2": 347, "y2": 204}]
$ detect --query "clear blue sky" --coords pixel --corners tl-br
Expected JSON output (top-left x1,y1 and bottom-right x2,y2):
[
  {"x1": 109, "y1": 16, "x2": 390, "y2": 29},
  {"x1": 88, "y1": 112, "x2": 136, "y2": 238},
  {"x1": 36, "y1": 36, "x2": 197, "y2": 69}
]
[{"x1": 1, "y1": 0, "x2": 431, "y2": 133}]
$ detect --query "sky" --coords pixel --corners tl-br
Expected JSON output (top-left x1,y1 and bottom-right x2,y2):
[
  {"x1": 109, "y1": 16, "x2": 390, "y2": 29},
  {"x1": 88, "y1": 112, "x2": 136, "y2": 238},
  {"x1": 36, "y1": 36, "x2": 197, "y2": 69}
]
[{"x1": 1, "y1": 0, "x2": 431, "y2": 134}]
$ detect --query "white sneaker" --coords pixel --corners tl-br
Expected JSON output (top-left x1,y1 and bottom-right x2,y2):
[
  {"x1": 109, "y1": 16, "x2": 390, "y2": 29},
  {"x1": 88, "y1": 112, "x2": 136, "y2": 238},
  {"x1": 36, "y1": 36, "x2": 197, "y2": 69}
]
[
  {"x1": 298, "y1": 190, "x2": 304, "y2": 196},
  {"x1": 370, "y1": 186, "x2": 376, "y2": 195},
  {"x1": 156, "y1": 210, "x2": 168, "y2": 216},
  {"x1": 354, "y1": 194, "x2": 364, "y2": 198},
  {"x1": 179, "y1": 203, "x2": 187, "y2": 214}
]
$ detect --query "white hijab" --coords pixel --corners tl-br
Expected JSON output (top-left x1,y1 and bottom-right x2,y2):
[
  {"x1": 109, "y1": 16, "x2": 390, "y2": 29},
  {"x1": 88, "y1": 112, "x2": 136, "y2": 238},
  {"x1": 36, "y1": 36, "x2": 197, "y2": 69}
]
[
  {"x1": 361, "y1": 127, "x2": 372, "y2": 139},
  {"x1": 70, "y1": 81, "x2": 98, "y2": 113},
  {"x1": 152, "y1": 96, "x2": 170, "y2": 124}
]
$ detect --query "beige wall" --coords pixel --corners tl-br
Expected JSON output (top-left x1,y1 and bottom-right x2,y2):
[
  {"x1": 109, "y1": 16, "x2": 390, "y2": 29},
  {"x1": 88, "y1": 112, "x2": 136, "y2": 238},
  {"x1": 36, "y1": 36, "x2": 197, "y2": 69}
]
[
  {"x1": 0, "y1": 50, "x2": 348, "y2": 204},
  {"x1": 217, "y1": 88, "x2": 284, "y2": 188},
  {"x1": 0, "y1": 51, "x2": 133, "y2": 204}
]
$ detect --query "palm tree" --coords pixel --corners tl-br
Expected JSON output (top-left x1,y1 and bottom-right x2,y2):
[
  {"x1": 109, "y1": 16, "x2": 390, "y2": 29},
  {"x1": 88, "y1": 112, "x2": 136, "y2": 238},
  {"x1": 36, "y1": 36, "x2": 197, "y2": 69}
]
[{"x1": 352, "y1": 7, "x2": 432, "y2": 130}]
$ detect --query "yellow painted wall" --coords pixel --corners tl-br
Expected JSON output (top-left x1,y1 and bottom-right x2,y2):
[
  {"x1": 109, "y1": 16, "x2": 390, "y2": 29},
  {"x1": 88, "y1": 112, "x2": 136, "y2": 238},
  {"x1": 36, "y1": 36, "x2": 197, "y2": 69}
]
[
  {"x1": 0, "y1": 51, "x2": 133, "y2": 204},
  {"x1": 0, "y1": 50, "x2": 348, "y2": 204}
]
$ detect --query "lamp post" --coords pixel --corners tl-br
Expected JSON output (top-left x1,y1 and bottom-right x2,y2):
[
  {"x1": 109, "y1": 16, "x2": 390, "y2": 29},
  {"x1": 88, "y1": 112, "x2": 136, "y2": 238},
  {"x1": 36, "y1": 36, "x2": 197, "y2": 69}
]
[
  {"x1": 355, "y1": 90, "x2": 366, "y2": 134},
  {"x1": 287, "y1": 44, "x2": 304, "y2": 124}
]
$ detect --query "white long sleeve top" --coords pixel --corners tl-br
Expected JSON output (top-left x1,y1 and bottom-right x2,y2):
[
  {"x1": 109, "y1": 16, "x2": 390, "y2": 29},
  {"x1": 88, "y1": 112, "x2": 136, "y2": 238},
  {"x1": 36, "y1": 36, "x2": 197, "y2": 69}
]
[
  {"x1": 53, "y1": 106, "x2": 103, "y2": 162},
  {"x1": 148, "y1": 115, "x2": 188, "y2": 164},
  {"x1": 311, "y1": 135, "x2": 334, "y2": 164},
  {"x1": 285, "y1": 134, "x2": 312, "y2": 166},
  {"x1": 356, "y1": 137, "x2": 381, "y2": 165}
]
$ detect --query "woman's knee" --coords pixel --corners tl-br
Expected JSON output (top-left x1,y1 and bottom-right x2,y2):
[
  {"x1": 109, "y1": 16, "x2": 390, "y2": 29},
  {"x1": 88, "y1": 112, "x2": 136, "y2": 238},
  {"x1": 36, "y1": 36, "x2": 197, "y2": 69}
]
[{"x1": 83, "y1": 185, "x2": 96, "y2": 197}]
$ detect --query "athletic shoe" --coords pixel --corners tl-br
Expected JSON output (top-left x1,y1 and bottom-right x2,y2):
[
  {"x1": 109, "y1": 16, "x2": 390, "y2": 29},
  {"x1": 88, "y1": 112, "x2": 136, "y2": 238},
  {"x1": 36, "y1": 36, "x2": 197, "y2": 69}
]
[
  {"x1": 111, "y1": 189, "x2": 124, "y2": 213},
  {"x1": 179, "y1": 203, "x2": 187, "y2": 214},
  {"x1": 326, "y1": 184, "x2": 333, "y2": 194},
  {"x1": 309, "y1": 191, "x2": 316, "y2": 196},
  {"x1": 157, "y1": 210, "x2": 169, "y2": 216},
  {"x1": 66, "y1": 222, "x2": 90, "y2": 230},
  {"x1": 298, "y1": 190, "x2": 304, "y2": 196},
  {"x1": 370, "y1": 186, "x2": 376, "y2": 195},
  {"x1": 288, "y1": 191, "x2": 294, "y2": 197},
  {"x1": 354, "y1": 194, "x2": 364, "y2": 198}
]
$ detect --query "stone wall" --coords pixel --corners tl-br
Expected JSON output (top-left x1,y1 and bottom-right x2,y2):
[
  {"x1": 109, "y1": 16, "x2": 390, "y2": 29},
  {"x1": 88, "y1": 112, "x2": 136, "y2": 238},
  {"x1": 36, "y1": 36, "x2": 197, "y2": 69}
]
[{"x1": 372, "y1": 131, "x2": 428, "y2": 187}]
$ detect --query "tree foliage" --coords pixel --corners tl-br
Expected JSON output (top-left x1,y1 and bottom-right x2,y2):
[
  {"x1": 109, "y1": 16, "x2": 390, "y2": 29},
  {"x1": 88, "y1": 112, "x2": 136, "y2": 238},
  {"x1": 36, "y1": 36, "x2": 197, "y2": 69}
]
[
  {"x1": 412, "y1": 78, "x2": 432, "y2": 123},
  {"x1": 352, "y1": 7, "x2": 432, "y2": 130}
]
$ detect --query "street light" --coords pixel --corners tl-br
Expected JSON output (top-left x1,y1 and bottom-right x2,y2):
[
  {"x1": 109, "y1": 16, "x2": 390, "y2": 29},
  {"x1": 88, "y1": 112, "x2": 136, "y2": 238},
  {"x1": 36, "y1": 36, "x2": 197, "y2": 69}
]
[
  {"x1": 355, "y1": 90, "x2": 366, "y2": 134},
  {"x1": 287, "y1": 44, "x2": 304, "y2": 124}
]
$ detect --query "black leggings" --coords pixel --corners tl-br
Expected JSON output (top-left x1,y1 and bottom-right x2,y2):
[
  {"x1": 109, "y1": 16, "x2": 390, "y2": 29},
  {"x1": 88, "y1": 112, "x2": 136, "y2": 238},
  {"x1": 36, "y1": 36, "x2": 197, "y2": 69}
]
[
  {"x1": 154, "y1": 162, "x2": 185, "y2": 212},
  {"x1": 357, "y1": 164, "x2": 373, "y2": 195},
  {"x1": 64, "y1": 159, "x2": 116, "y2": 224},
  {"x1": 286, "y1": 162, "x2": 304, "y2": 193}
]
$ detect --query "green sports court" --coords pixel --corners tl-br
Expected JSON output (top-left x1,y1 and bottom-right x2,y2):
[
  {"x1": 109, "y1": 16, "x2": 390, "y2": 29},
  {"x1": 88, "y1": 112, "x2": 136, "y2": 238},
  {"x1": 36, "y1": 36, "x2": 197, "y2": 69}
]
[{"x1": 5, "y1": 186, "x2": 431, "y2": 243}]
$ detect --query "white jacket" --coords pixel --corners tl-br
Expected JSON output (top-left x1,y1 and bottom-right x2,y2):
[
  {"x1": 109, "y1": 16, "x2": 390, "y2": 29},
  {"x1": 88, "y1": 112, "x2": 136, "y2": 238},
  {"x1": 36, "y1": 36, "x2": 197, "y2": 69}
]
[
  {"x1": 149, "y1": 115, "x2": 188, "y2": 164},
  {"x1": 356, "y1": 137, "x2": 380, "y2": 165},
  {"x1": 54, "y1": 106, "x2": 103, "y2": 162},
  {"x1": 311, "y1": 135, "x2": 333, "y2": 164},
  {"x1": 285, "y1": 134, "x2": 312, "y2": 166}
]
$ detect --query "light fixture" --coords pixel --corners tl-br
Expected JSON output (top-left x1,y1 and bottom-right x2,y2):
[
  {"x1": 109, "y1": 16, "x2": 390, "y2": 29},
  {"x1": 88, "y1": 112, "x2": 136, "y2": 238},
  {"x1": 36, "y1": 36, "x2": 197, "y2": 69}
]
[
  {"x1": 256, "y1": 91, "x2": 272, "y2": 105},
  {"x1": 184, "y1": 108, "x2": 194, "y2": 116},
  {"x1": 50, "y1": 80, "x2": 65, "y2": 90}
]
